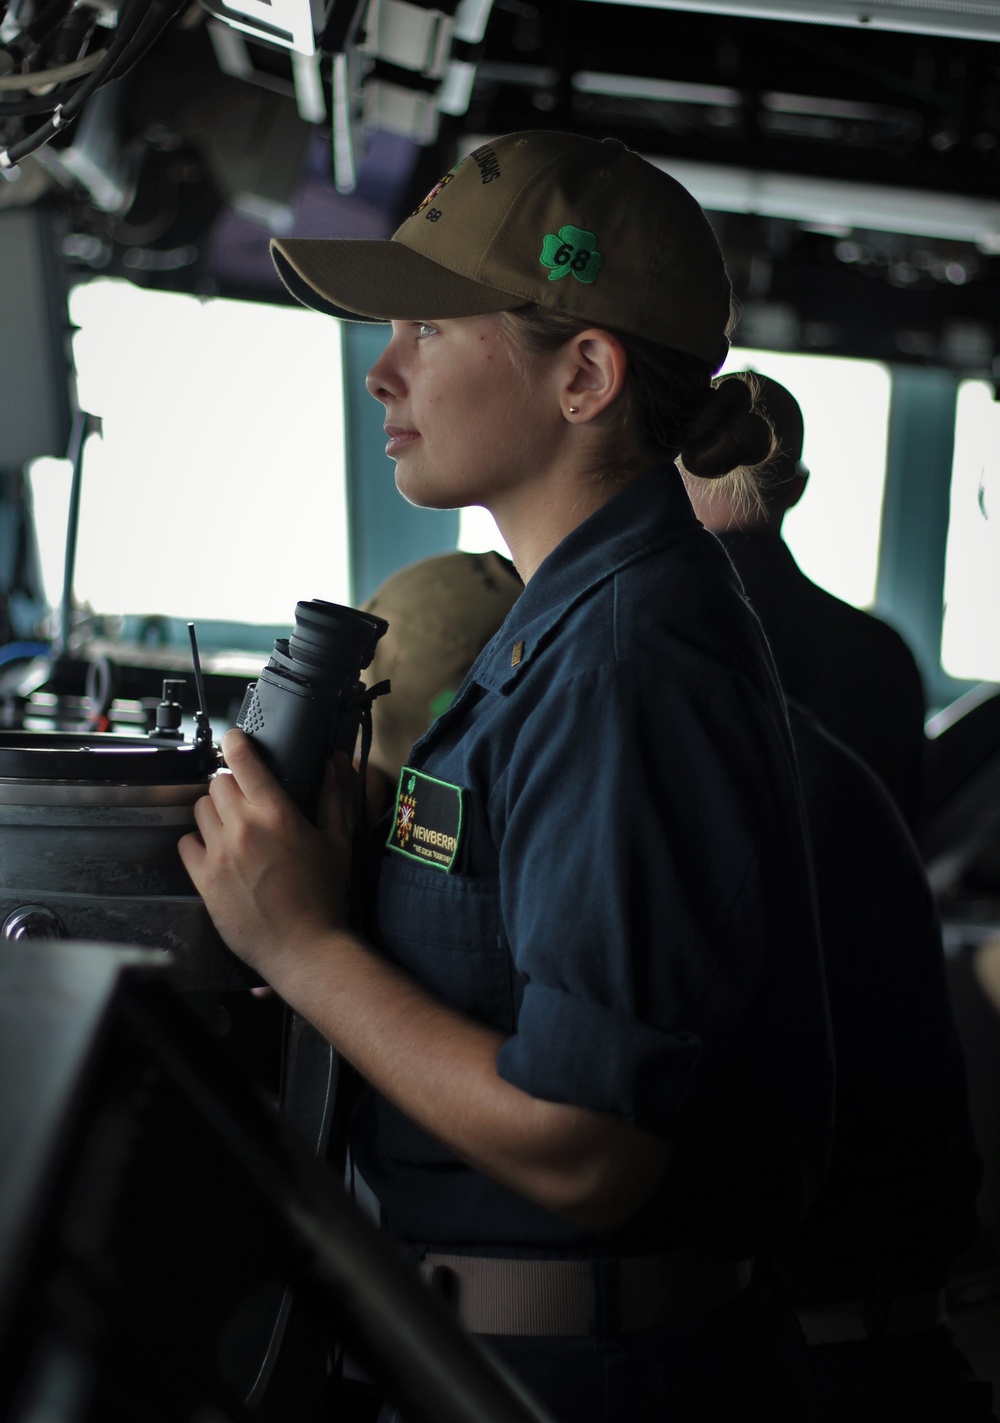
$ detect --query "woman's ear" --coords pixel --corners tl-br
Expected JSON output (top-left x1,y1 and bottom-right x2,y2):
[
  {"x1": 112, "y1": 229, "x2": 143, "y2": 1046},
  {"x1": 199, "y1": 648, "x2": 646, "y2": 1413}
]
[{"x1": 560, "y1": 329, "x2": 628, "y2": 423}]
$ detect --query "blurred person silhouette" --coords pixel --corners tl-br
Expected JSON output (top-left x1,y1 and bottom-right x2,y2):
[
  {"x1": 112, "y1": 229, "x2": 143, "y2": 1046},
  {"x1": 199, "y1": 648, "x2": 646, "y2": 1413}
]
[
  {"x1": 783, "y1": 702, "x2": 990, "y2": 1422},
  {"x1": 684, "y1": 374, "x2": 927, "y2": 833},
  {"x1": 971, "y1": 934, "x2": 1000, "y2": 1020},
  {"x1": 362, "y1": 552, "x2": 990, "y2": 1422}
]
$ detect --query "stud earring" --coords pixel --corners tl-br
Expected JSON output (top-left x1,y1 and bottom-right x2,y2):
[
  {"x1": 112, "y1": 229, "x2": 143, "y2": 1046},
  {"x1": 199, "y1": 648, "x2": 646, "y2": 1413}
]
[{"x1": 568, "y1": 406, "x2": 579, "y2": 414}]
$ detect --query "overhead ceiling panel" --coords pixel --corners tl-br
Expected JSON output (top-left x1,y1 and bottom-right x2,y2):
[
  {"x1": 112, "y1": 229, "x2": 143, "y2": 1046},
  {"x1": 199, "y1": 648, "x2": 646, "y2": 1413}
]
[{"x1": 588, "y1": 0, "x2": 1000, "y2": 42}]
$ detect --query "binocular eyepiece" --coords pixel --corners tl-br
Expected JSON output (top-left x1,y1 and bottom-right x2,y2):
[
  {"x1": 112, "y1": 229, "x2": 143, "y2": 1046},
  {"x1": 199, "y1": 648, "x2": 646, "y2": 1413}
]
[{"x1": 236, "y1": 599, "x2": 388, "y2": 820}]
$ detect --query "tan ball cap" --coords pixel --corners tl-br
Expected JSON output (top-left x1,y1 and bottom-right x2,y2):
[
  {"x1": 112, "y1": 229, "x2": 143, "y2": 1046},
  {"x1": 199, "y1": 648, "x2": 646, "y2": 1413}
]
[
  {"x1": 361, "y1": 551, "x2": 523, "y2": 781},
  {"x1": 271, "y1": 130, "x2": 732, "y2": 370}
]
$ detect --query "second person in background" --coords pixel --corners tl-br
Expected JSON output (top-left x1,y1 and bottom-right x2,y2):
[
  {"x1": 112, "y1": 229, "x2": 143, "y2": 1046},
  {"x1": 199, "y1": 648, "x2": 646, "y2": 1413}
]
[{"x1": 684, "y1": 372, "x2": 927, "y2": 832}]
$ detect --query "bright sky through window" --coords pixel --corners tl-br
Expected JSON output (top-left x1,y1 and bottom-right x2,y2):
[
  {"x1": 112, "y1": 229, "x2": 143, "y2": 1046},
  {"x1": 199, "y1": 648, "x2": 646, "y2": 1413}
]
[
  {"x1": 28, "y1": 285, "x2": 899, "y2": 651},
  {"x1": 29, "y1": 279, "x2": 348, "y2": 633},
  {"x1": 942, "y1": 380, "x2": 1000, "y2": 683},
  {"x1": 461, "y1": 347, "x2": 892, "y2": 613},
  {"x1": 719, "y1": 348, "x2": 891, "y2": 610}
]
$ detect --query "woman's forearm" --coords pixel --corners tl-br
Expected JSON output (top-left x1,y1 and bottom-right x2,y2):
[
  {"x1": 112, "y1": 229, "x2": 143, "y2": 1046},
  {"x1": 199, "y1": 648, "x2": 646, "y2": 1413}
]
[
  {"x1": 178, "y1": 729, "x2": 667, "y2": 1226},
  {"x1": 268, "y1": 923, "x2": 668, "y2": 1228}
]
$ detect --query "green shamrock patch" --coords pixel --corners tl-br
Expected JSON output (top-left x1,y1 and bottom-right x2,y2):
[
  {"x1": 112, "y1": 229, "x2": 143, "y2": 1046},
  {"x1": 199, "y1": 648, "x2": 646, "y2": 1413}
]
[{"x1": 539, "y1": 226, "x2": 603, "y2": 284}]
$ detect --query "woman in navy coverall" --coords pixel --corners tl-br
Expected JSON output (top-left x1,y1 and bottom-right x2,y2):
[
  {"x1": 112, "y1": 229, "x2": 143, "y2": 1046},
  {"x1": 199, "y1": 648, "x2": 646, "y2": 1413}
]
[{"x1": 181, "y1": 130, "x2": 834, "y2": 1421}]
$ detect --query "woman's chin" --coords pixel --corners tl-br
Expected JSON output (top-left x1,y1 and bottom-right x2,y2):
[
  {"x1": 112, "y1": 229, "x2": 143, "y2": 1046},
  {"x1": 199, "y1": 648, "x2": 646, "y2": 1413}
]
[{"x1": 394, "y1": 470, "x2": 464, "y2": 512}]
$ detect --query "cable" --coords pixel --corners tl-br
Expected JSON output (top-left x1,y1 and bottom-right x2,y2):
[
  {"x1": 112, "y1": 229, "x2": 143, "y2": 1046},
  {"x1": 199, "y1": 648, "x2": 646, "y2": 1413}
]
[
  {"x1": 0, "y1": 76, "x2": 86, "y2": 114},
  {"x1": 0, "y1": 0, "x2": 158, "y2": 169},
  {"x1": 101, "y1": 0, "x2": 187, "y2": 82},
  {"x1": 0, "y1": 47, "x2": 106, "y2": 89},
  {"x1": 0, "y1": 0, "x2": 180, "y2": 120},
  {"x1": 0, "y1": 0, "x2": 176, "y2": 122}
]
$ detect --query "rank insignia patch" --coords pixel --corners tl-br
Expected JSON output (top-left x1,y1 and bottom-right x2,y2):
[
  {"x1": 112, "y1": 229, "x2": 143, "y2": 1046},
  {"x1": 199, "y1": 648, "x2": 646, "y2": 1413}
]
[
  {"x1": 387, "y1": 767, "x2": 464, "y2": 873},
  {"x1": 412, "y1": 170, "x2": 454, "y2": 216},
  {"x1": 395, "y1": 787, "x2": 417, "y2": 847}
]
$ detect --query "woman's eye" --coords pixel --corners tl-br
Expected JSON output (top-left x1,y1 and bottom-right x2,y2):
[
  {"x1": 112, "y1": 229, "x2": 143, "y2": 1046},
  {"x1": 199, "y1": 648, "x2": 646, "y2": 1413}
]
[{"x1": 414, "y1": 322, "x2": 439, "y2": 339}]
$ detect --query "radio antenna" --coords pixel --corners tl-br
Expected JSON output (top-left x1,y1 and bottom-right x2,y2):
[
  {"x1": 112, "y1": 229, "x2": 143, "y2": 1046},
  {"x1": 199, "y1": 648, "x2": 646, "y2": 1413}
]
[{"x1": 187, "y1": 622, "x2": 213, "y2": 748}]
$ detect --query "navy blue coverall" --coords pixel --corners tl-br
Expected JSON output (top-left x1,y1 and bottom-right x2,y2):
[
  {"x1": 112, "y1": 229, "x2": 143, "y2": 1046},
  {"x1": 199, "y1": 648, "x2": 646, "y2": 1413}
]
[{"x1": 353, "y1": 465, "x2": 835, "y2": 1421}]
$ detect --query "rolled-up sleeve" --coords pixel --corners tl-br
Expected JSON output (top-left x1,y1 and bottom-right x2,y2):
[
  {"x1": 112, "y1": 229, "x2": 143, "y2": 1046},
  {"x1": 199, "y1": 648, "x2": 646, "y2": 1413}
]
[
  {"x1": 498, "y1": 983, "x2": 701, "y2": 1125},
  {"x1": 494, "y1": 656, "x2": 775, "y2": 1138}
]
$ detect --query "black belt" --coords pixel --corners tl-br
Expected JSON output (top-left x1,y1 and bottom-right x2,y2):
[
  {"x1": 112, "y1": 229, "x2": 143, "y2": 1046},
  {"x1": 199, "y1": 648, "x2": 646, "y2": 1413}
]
[
  {"x1": 796, "y1": 1288, "x2": 949, "y2": 1346},
  {"x1": 419, "y1": 1249, "x2": 753, "y2": 1337}
]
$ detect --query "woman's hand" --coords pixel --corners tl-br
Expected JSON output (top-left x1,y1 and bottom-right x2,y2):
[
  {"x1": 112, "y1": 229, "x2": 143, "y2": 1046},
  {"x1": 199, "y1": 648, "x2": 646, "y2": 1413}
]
[
  {"x1": 178, "y1": 728, "x2": 351, "y2": 979},
  {"x1": 181, "y1": 733, "x2": 668, "y2": 1227}
]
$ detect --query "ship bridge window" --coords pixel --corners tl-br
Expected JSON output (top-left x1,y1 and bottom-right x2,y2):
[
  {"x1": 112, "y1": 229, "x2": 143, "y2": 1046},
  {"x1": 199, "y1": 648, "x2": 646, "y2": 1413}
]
[
  {"x1": 719, "y1": 348, "x2": 892, "y2": 612},
  {"x1": 458, "y1": 503, "x2": 512, "y2": 561},
  {"x1": 459, "y1": 347, "x2": 892, "y2": 616},
  {"x1": 941, "y1": 380, "x2": 1000, "y2": 684},
  {"x1": 28, "y1": 278, "x2": 348, "y2": 649}
]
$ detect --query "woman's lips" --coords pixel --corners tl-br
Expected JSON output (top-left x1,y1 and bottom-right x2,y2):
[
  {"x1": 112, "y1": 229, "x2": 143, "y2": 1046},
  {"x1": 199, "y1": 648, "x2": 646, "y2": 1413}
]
[{"x1": 384, "y1": 425, "x2": 420, "y2": 458}]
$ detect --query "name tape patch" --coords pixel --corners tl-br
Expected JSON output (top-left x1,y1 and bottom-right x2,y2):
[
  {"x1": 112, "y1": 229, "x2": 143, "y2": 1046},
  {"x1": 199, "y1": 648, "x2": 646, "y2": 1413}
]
[{"x1": 388, "y1": 767, "x2": 464, "y2": 873}]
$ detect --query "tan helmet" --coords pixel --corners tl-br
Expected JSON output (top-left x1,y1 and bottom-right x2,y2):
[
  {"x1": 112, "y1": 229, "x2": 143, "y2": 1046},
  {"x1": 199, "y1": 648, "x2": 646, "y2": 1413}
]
[{"x1": 362, "y1": 550, "x2": 523, "y2": 781}]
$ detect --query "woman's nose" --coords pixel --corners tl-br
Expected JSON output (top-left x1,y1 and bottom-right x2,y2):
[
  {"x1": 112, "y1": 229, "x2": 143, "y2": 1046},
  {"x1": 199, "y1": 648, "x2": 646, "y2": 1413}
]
[{"x1": 366, "y1": 342, "x2": 402, "y2": 403}]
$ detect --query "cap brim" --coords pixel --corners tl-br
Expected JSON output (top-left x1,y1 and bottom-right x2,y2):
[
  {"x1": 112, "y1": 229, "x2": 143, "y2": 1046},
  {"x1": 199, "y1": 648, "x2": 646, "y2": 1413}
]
[{"x1": 271, "y1": 239, "x2": 527, "y2": 323}]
